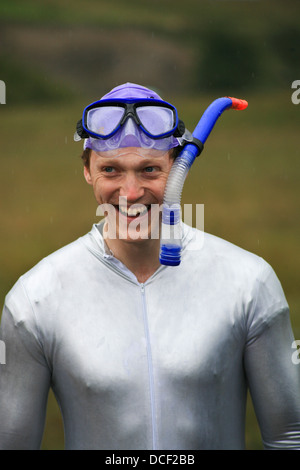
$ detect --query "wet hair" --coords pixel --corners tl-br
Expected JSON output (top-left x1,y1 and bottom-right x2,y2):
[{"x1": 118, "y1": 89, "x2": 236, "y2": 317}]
[{"x1": 80, "y1": 145, "x2": 181, "y2": 169}]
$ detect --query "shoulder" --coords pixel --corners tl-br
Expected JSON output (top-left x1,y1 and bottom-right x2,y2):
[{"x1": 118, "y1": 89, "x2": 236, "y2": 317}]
[
  {"x1": 182, "y1": 223, "x2": 284, "y2": 291},
  {"x1": 1, "y1": 227, "x2": 106, "y2": 352},
  {"x1": 182, "y1": 224, "x2": 289, "y2": 336},
  {"x1": 182, "y1": 223, "x2": 264, "y2": 274},
  {"x1": 4, "y1": 229, "x2": 97, "y2": 315}
]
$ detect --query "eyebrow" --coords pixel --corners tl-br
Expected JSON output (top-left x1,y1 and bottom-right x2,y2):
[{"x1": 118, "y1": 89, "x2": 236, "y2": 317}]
[{"x1": 97, "y1": 158, "x2": 160, "y2": 169}]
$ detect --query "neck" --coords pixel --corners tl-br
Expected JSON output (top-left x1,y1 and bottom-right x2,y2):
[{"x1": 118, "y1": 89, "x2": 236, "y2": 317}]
[{"x1": 105, "y1": 236, "x2": 161, "y2": 283}]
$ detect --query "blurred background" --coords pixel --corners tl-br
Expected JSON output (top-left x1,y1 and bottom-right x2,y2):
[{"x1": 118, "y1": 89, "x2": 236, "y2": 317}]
[{"x1": 0, "y1": 0, "x2": 299, "y2": 450}]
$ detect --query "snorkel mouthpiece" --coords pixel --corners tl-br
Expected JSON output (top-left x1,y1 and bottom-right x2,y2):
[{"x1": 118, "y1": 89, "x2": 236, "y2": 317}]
[{"x1": 159, "y1": 97, "x2": 248, "y2": 267}]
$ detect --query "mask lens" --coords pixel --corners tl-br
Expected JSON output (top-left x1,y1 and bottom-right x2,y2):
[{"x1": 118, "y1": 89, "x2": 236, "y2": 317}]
[
  {"x1": 136, "y1": 105, "x2": 175, "y2": 137},
  {"x1": 86, "y1": 106, "x2": 125, "y2": 137}
]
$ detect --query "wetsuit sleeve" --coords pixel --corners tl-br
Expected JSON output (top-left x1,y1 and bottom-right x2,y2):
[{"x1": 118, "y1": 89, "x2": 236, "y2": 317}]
[
  {"x1": 0, "y1": 281, "x2": 51, "y2": 449},
  {"x1": 244, "y1": 261, "x2": 300, "y2": 449}
]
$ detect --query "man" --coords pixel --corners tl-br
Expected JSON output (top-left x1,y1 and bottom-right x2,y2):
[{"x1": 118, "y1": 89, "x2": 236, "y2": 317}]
[{"x1": 0, "y1": 83, "x2": 299, "y2": 450}]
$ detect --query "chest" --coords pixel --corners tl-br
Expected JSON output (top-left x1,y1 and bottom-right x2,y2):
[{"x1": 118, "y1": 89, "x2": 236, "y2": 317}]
[{"x1": 48, "y1": 277, "x2": 246, "y2": 395}]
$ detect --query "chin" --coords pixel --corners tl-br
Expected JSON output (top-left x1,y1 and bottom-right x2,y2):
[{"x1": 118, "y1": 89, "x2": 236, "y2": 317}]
[{"x1": 118, "y1": 227, "x2": 154, "y2": 243}]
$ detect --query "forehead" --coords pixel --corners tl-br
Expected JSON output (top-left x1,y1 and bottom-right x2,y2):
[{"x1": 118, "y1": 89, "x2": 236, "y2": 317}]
[{"x1": 91, "y1": 148, "x2": 172, "y2": 167}]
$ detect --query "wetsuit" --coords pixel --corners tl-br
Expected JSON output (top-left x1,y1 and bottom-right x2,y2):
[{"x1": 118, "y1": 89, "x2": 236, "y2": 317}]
[{"x1": 0, "y1": 223, "x2": 300, "y2": 449}]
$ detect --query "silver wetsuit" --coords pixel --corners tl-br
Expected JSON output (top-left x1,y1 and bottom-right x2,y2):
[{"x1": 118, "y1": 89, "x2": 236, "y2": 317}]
[{"x1": 0, "y1": 223, "x2": 300, "y2": 449}]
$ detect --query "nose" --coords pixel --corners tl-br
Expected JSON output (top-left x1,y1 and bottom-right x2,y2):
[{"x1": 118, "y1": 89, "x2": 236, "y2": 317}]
[{"x1": 119, "y1": 172, "x2": 145, "y2": 202}]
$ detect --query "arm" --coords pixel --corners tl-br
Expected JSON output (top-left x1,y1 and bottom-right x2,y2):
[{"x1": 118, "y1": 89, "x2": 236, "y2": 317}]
[
  {"x1": 244, "y1": 263, "x2": 300, "y2": 449},
  {"x1": 0, "y1": 283, "x2": 51, "y2": 449}
]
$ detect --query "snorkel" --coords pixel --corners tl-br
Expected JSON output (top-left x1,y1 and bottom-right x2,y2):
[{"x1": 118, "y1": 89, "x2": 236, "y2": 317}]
[{"x1": 159, "y1": 97, "x2": 248, "y2": 267}]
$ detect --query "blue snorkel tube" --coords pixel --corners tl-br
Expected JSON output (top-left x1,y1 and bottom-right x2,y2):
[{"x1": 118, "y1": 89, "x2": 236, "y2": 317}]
[{"x1": 159, "y1": 96, "x2": 248, "y2": 266}]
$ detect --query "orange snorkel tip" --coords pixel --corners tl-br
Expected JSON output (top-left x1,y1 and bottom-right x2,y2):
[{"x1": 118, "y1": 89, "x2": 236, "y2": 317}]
[{"x1": 227, "y1": 97, "x2": 248, "y2": 110}]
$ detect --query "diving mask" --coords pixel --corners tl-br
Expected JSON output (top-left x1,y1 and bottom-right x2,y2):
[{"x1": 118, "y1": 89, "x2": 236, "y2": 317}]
[{"x1": 74, "y1": 83, "x2": 186, "y2": 153}]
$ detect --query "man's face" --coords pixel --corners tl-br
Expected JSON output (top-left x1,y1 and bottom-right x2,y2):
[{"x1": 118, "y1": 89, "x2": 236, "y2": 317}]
[{"x1": 84, "y1": 147, "x2": 174, "y2": 243}]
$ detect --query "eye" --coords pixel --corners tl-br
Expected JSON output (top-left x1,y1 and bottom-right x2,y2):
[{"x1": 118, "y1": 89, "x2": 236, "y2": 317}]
[
  {"x1": 144, "y1": 166, "x2": 155, "y2": 173},
  {"x1": 103, "y1": 166, "x2": 115, "y2": 173}
]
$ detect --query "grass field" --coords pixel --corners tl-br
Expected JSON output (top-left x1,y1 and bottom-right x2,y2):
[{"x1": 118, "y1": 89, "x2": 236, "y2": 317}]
[{"x1": 1, "y1": 88, "x2": 299, "y2": 449}]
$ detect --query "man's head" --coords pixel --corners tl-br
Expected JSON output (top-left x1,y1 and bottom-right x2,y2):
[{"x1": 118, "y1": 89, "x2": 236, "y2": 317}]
[{"x1": 75, "y1": 83, "x2": 184, "y2": 242}]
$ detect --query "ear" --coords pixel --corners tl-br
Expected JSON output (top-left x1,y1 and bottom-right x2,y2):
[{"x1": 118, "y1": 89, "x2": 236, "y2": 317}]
[{"x1": 83, "y1": 165, "x2": 92, "y2": 185}]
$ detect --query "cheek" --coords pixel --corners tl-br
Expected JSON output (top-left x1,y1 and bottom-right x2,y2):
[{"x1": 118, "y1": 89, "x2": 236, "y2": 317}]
[
  {"x1": 148, "y1": 180, "x2": 168, "y2": 204},
  {"x1": 91, "y1": 178, "x2": 112, "y2": 205},
  {"x1": 156, "y1": 171, "x2": 171, "y2": 194}
]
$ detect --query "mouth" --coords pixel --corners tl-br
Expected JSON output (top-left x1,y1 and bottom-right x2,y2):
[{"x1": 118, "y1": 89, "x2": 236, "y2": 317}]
[
  {"x1": 104, "y1": 203, "x2": 161, "y2": 239},
  {"x1": 114, "y1": 204, "x2": 151, "y2": 219}
]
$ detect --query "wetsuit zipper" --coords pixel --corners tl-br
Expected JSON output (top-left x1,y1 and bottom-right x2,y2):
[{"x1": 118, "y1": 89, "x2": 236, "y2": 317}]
[{"x1": 140, "y1": 282, "x2": 157, "y2": 450}]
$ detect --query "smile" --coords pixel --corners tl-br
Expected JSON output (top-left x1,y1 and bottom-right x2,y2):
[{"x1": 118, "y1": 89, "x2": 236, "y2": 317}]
[{"x1": 116, "y1": 204, "x2": 151, "y2": 218}]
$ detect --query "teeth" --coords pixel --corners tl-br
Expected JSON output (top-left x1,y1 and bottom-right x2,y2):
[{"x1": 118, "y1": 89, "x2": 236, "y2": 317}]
[{"x1": 119, "y1": 205, "x2": 149, "y2": 217}]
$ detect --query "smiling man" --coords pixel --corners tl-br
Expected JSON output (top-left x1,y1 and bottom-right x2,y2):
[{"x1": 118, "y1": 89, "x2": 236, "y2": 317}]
[
  {"x1": 0, "y1": 83, "x2": 300, "y2": 450},
  {"x1": 84, "y1": 147, "x2": 174, "y2": 282},
  {"x1": 79, "y1": 84, "x2": 183, "y2": 282}
]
